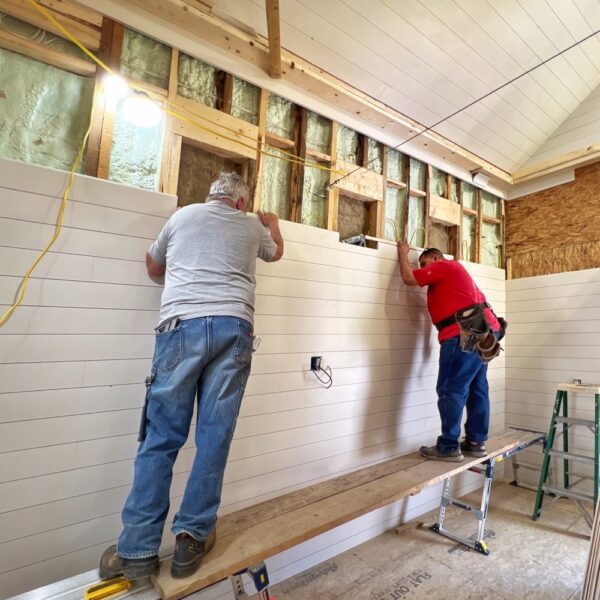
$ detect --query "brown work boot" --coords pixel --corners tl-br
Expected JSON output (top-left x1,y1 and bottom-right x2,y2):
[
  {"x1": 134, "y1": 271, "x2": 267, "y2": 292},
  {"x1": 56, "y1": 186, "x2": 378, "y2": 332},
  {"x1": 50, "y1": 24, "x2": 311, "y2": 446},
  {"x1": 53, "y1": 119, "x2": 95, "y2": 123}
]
[
  {"x1": 460, "y1": 439, "x2": 487, "y2": 457},
  {"x1": 419, "y1": 444, "x2": 464, "y2": 462},
  {"x1": 171, "y1": 530, "x2": 217, "y2": 578},
  {"x1": 99, "y1": 545, "x2": 159, "y2": 580}
]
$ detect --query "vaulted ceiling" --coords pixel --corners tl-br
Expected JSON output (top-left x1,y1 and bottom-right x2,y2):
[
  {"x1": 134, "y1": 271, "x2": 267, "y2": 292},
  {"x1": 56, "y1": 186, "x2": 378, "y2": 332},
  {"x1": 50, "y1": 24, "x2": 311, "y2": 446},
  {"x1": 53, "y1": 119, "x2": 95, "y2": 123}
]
[{"x1": 211, "y1": 0, "x2": 600, "y2": 177}]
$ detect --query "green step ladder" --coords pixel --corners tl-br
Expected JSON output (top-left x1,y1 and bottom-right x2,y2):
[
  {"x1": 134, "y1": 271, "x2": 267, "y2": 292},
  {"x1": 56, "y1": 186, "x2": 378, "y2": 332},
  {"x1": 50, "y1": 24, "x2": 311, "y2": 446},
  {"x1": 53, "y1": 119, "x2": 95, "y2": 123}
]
[{"x1": 533, "y1": 383, "x2": 600, "y2": 527}]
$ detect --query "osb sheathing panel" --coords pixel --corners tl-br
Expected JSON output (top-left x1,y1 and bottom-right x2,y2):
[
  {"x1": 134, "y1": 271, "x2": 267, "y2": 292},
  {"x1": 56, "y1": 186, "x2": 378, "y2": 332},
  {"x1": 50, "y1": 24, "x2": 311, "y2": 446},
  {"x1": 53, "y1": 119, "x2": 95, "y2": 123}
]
[
  {"x1": 338, "y1": 195, "x2": 369, "y2": 241},
  {"x1": 507, "y1": 162, "x2": 600, "y2": 254},
  {"x1": 506, "y1": 162, "x2": 600, "y2": 278},
  {"x1": 509, "y1": 240, "x2": 600, "y2": 280},
  {"x1": 429, "y1": 222, "x2": 450, "y2": 255}
]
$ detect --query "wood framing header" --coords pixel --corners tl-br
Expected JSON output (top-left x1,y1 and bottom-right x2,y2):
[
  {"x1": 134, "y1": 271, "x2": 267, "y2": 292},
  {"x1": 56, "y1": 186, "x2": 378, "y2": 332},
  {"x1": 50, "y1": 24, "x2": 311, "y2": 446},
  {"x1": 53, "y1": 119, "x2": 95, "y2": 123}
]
[
  {"x1": 169, "y1": 95, "x2": 259, "y2": 161},
  {"x1": 429, "y1": 194, "x2": 461, "y2": 226},
  {"x1": 334, "y1": 159, "x2": 384, "y2": 202}
]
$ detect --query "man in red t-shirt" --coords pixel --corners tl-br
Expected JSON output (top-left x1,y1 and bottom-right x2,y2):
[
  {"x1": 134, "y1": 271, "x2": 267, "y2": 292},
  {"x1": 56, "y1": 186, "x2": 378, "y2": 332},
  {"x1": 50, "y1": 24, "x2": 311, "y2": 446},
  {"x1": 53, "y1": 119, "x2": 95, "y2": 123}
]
[{"x1": 397, "y1": 242, "x2": 500, "y2": 462}]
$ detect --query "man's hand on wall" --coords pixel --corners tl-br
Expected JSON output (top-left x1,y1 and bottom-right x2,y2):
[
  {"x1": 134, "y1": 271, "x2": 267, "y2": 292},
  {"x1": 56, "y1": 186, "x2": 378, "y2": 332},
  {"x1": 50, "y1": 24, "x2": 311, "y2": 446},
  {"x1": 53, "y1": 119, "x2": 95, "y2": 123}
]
[
  {"x1": 258, "y1": 211, "x2": 279, "y2": 227},
  {"x1": 397, "y1": 241, "x2": 410, "y2": 259}
]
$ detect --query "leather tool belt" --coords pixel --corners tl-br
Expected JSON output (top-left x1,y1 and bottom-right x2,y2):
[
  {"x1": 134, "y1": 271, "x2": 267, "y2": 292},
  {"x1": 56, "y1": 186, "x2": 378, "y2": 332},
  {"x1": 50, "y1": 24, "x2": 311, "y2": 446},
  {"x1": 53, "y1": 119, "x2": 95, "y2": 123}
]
[{"x1": 435, "y1": 303, "x2": 508, "y2": 363}]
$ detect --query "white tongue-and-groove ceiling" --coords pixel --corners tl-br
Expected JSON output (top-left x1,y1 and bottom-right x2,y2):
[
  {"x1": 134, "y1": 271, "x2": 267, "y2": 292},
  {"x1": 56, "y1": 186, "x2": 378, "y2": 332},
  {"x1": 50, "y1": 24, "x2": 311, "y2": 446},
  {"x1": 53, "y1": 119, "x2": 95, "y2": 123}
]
[{"x1": 211, "y1": 0, "x2": 600, "y2": 176}]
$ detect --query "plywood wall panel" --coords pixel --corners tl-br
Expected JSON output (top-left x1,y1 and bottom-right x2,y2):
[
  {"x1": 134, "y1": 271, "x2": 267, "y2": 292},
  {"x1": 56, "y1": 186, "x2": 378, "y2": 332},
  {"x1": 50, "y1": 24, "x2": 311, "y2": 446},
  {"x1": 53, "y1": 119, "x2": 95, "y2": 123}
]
[{"x1": 506, "y1": 162, "x2": 600, "y2": 278}]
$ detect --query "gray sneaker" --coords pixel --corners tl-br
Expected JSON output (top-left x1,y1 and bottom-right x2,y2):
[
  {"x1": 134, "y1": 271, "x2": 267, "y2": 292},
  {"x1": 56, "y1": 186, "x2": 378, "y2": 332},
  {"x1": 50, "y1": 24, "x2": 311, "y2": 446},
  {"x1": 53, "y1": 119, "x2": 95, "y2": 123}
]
[{"x1": 419, "y1": 444, "x2": 464, "y2": 462}]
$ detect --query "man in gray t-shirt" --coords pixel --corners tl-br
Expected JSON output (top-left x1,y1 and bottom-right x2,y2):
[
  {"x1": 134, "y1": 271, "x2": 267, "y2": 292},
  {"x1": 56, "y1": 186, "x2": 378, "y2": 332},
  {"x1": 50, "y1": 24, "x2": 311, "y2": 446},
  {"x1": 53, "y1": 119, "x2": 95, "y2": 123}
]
[
  {"x1": 99, "y1": 173, "x2": 284, "y2": 581},
  {"x1": 148, "y1": 191, "x2": 280, "y2": 328}
]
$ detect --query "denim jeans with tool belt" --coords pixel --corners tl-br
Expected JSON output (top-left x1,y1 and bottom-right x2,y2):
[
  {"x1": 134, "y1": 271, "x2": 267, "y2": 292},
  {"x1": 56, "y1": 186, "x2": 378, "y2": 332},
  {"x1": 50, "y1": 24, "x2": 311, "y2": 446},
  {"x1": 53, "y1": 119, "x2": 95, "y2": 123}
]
[
  {"x1": 117, "y1": 315, "x2": 253, "y2": 559},
  {"x1": 436, "y1": 334, "x2": 490, "y2": 453}
]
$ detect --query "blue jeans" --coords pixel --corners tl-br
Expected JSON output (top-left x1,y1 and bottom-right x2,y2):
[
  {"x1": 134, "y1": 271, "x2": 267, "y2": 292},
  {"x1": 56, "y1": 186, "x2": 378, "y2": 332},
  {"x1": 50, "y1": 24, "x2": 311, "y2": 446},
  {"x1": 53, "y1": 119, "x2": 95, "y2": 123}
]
[
  {"x1": 436, "y1": 335, "x2": 490, "y2": 453},
  {"x1": 117, "y1": 316, "x2": 253, "y2": 558}
]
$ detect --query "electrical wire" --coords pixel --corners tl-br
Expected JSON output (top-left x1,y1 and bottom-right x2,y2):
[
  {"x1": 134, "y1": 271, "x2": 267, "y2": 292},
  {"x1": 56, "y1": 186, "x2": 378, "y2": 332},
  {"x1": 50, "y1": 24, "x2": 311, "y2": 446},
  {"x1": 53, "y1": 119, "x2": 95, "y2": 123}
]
[
  {"x1": 312, "y1": 365, "x2": 333, "y2": 389},
  {"x1": 408, "y1": 226, "x2": 427, "y2": 247},
  {"x1": 384, "y1": 218, "x2": 398, "y2": 242},
  {"x1": 0, "y1": 120, "x2": 93, "y2": 327},
  {"x1": 329, "y1": 26, "x2": 600, "y2": 190}
]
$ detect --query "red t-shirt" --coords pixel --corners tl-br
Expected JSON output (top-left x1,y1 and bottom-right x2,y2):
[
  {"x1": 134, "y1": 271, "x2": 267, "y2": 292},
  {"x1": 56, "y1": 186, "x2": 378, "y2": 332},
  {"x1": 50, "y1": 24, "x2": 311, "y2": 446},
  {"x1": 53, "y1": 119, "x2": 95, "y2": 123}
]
[{"x1": 413, "y1": 260, "x2": 500, "y2": 343}]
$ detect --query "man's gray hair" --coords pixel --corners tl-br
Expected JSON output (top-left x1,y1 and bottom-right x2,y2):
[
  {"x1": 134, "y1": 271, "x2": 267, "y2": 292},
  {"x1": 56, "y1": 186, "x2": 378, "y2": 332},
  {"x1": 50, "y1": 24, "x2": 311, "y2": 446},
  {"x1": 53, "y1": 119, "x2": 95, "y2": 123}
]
[{"x1": 207, "y1": 172, "x2": 249, "y2": 203}]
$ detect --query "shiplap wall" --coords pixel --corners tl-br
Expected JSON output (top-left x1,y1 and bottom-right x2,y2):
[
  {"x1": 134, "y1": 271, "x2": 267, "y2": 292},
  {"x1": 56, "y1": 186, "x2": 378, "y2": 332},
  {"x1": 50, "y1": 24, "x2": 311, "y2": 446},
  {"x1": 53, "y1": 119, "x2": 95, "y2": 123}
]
[
  {"x1": 505, "y1": 268, "x2": 600, "y2": 488},
  {"x1": 0, "y1": 158, "x2": 505, "y2": 599}
]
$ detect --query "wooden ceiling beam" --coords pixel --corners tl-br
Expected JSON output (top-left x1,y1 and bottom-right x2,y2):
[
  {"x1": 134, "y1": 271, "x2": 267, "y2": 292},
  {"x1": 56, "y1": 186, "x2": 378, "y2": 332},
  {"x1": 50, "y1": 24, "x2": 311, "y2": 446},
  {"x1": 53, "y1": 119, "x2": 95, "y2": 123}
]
[{"x1": 265, "y1": 0, "x2": 281, "y2": 78}]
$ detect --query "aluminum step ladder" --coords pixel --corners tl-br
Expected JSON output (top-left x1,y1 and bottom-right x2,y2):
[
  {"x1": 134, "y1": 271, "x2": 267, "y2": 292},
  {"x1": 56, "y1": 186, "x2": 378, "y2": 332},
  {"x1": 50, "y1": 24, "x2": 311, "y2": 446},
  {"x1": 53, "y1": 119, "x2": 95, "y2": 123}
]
[
  {"x1": 533, "y1": 382, "x2": 600, "y2": 527},
  {"x1": 429, "y1": 431, "x2": 545, "y2": 555}
]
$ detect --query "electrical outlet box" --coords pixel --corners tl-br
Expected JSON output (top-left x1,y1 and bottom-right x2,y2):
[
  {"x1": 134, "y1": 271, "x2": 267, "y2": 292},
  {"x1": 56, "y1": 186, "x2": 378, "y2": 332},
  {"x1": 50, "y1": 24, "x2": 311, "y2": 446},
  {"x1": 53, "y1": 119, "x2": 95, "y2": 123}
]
[{"x1": 310, "y1": 356, "x2": 322, "y2": 371}]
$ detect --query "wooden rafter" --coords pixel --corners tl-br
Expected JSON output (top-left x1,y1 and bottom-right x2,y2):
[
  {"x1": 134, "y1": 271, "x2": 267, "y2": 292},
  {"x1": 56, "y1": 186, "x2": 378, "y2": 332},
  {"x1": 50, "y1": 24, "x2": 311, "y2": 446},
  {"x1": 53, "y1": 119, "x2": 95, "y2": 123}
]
[{"x1": 265, "y1": 0, "x2": 281, "y2": 78}]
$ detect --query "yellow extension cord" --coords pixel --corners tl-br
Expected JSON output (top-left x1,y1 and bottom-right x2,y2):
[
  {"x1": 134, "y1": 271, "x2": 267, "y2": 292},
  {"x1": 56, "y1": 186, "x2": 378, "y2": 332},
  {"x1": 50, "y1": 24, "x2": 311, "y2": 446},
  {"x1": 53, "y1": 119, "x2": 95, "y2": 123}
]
[
  {"x1": 0, "y1": 0, "x2": 350, "y2": 328},
  {"x1": 0, "y1": 120, "x2": 92, "y2": 327}
]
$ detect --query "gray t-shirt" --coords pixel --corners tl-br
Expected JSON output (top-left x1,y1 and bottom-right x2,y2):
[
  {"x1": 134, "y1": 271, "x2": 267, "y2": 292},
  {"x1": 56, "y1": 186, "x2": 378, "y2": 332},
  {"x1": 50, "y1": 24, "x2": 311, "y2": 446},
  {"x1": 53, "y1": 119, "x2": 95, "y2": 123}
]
[{"x1": 148, "y1": 201, "x2": 277, "y2": 327}]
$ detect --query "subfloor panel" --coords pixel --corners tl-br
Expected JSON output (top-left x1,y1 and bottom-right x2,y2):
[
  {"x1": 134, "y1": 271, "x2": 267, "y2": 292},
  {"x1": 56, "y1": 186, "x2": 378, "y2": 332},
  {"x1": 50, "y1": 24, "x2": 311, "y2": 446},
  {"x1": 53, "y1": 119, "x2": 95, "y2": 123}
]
[{"x1": 270, "y1": 481, "x2": 590, "y2": 600}]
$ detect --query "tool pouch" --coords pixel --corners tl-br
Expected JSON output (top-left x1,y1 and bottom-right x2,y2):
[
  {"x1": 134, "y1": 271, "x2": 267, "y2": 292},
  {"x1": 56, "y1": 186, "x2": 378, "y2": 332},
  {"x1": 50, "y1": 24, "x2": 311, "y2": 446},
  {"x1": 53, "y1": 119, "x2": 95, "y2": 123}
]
[
  {"x1": 455, "y1": 304, "x2": 503, "y2": 363},
  {"x1": 476, "y1": 331, "x2": 502, "y2": 363},
  {"x1": 138, "y1": 372, "x2": 155, "y2": 443}
]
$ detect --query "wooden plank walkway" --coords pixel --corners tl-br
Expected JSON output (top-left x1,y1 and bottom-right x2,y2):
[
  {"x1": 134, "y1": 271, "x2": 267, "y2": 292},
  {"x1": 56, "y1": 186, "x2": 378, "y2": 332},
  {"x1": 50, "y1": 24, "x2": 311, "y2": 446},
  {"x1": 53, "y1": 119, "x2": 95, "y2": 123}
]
[{"x1": 153, "y1": 429, "x2": 540, "y2": 600}]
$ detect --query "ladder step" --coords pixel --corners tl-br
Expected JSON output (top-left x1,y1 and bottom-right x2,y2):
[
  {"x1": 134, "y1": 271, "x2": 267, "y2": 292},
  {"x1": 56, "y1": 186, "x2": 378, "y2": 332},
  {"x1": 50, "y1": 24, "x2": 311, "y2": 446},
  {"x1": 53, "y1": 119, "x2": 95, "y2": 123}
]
[
  {"x1": 548, "y1": 450, "x2": 596, "y2": 464},
  {"x1": 542, "y1": 485, "x2": 595, "y2": 503},
  {"x1": 555, "y1": 416, "x2": 595, "y2": 427}
]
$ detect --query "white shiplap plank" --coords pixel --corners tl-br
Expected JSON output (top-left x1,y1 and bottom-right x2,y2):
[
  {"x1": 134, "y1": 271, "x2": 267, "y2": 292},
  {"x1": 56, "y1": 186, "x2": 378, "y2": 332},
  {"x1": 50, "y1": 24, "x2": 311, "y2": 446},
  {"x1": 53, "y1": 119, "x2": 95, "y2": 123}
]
[
  {"x1": 507, "y1": 294, "x2": 600, "y2": 312},
  {"x1": 506, "y1": 266, "x2": 600, "y2": 290},
  {"x1": 0, "y1": 247, "x2": 94, "y2": 281},
  {"x1": 1, "y1": 187, "x2": 167, "y2": 239},
  {"x1": 0, "y1": 217, "x2": 151, "y2": 261},
  {"x1": 0, "y1": 247, "x2": 161, "y2": 290},
  {"x1": 0, "y1": 276, "x2": 163, "y2": 310},
  {"x1": 0, "y1": 157, "x2": 177, "y2": 217},
  {"x1": 0, "y1": 384, "x2": 143, "y2": 423},
  {"x1": 0, "y1": 334, "x2": 153, "y2": 364},
  {"x1": 0, "y1": 306, "x2": 158, "y2": 336}
]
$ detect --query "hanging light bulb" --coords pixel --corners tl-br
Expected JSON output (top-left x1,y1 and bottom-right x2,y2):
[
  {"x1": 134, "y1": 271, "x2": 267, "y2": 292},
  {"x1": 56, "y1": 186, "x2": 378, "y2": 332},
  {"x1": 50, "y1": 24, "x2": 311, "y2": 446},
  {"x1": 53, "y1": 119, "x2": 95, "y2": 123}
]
[
  {"x1": 122, "y1": 93, "x2": 162, "y2": 128},
  {"x1": 103, "y1": 74, "x2": 129, "y2": 101}
]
